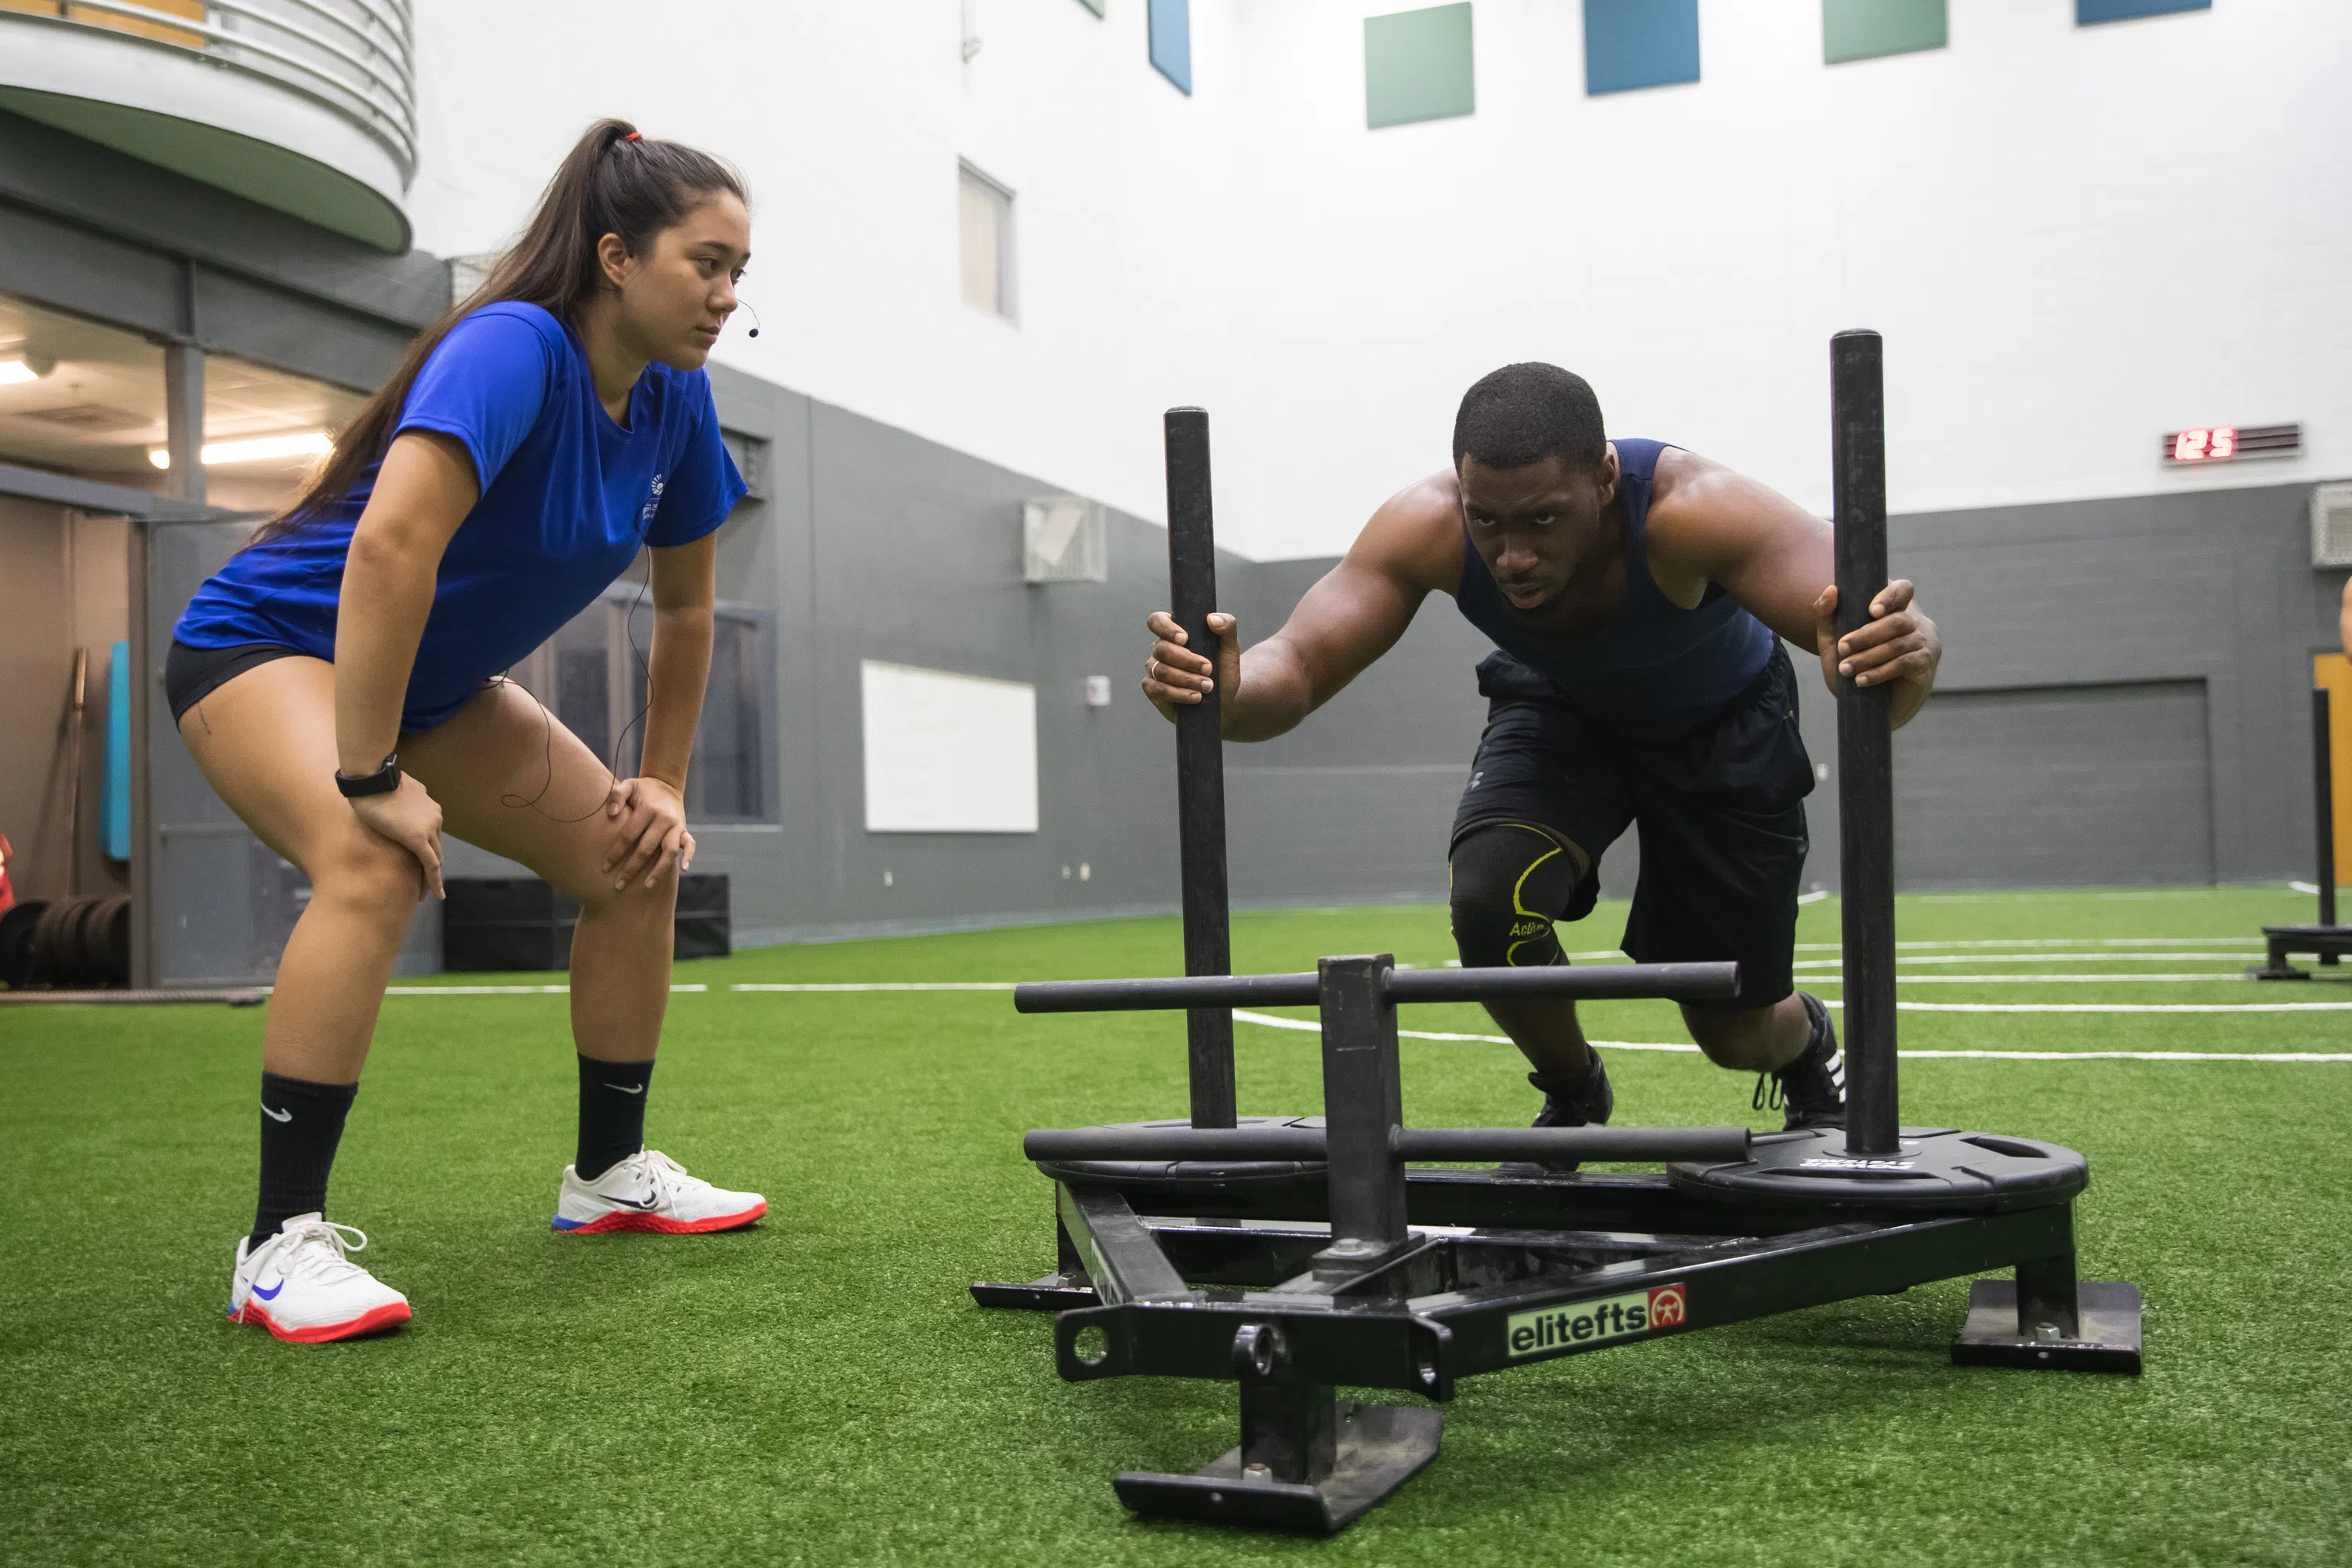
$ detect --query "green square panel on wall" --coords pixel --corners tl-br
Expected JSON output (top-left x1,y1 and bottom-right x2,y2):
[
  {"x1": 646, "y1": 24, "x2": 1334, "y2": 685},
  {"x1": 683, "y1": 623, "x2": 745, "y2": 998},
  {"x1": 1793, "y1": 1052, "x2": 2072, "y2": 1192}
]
[
  {"x1": 1075, "y1": 0, "x2": 1104, "y2": 16},
  {"x1": 1366, "y1": 4, "x2": 1475, "y2": 129},
  {"x1": 1824, "y1": 0, "x2": 1946, "y2": 64}
]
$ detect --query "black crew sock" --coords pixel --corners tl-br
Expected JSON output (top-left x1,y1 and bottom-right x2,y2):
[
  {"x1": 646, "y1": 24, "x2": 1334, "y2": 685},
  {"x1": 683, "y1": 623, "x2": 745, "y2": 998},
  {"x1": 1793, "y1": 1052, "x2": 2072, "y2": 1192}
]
[
  {"x1": 575, "y1": 1056, "x2": 655, "y2": 1181},
  {"x1": 252, "y1": 1073, "x2": 358, "y2": 1250}
]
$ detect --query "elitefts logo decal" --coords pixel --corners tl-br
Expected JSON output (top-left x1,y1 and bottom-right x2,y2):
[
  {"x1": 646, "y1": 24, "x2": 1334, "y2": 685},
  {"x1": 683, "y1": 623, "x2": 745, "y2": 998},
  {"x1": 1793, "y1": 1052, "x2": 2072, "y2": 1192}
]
[{"x1": 1506, "y1": 1284, "x2": 1687, "y2": 1358}]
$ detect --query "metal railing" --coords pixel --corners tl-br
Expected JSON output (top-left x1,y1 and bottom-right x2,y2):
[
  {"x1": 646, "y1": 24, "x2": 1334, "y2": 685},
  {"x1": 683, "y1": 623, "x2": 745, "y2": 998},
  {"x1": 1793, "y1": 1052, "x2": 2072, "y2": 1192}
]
[{"x1": 7, "y1": 0, "x2": 416, "y2": 183}]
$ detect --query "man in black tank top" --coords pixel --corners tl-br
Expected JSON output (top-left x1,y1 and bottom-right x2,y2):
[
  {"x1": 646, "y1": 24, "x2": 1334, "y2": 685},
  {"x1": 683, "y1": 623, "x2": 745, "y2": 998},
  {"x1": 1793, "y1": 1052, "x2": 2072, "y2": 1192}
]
[{"x1": 1142, "y1": 364, "x2": 1943, "y2": 1160}]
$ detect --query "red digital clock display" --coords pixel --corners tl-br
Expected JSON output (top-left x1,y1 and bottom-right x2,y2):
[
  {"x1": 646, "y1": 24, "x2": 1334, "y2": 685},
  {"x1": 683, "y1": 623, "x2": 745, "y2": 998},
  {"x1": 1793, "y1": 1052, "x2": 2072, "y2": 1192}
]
[
  {"x1": 2172, "y1": 427, "x2": 2235, "y2": 463},
  {"x1": 2161, "y1": 423, "x2": 2300, "y2": 466}
]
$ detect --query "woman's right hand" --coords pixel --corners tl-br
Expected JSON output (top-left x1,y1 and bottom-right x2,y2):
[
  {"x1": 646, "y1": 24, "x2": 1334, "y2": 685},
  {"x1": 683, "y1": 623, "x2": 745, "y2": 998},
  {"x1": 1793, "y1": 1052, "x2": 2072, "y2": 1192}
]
[{"x1": 350, "y1": 773, "x2": 446, "y2": 901}]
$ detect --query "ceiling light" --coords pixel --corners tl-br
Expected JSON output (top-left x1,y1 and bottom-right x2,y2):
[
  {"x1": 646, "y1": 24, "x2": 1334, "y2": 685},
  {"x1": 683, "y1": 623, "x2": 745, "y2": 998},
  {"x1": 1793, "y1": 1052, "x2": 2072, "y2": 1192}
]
[{"x1": 148, "y1": 431, "x2": 334, "y2": 469}]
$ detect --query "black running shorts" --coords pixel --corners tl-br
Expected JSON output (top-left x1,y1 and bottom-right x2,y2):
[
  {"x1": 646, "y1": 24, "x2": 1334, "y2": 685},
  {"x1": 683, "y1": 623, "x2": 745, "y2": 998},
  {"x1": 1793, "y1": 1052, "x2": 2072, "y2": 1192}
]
[
  {"x1": 165, "y1": 640, "x2": 307, "y2": 726},
  {"x1": 1450, "y1": 641, "x2": 1816, "y2": 1011}
]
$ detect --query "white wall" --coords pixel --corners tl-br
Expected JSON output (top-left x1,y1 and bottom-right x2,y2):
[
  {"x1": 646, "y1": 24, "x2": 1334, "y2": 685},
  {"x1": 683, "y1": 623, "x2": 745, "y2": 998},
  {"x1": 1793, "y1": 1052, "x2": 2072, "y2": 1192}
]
[{"x1": 406, "y1": 0, "x2": 2352, "y2": 562}]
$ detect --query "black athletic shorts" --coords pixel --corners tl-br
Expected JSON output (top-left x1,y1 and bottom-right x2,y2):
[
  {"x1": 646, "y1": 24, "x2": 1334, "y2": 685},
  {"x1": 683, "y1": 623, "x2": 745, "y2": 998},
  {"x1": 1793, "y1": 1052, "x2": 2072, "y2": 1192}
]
[
  {"x1": 165, "y1": 640, "x2": 306, "y2": 726},
  {"x1": 1449, "y1": 641, "x2": 1815, "y2": 1011}
]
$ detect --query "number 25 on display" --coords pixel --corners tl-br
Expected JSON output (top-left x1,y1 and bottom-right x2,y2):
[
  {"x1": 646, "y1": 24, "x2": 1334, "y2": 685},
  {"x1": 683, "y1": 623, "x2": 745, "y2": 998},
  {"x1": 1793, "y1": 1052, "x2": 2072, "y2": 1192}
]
[{"x1": 2172, "y1": 427, "x2": 2237, "y2": 463}]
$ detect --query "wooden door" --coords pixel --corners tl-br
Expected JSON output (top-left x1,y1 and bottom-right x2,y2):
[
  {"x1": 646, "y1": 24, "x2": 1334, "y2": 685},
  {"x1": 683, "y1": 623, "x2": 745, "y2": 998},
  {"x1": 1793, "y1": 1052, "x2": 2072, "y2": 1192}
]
[{"x1": 2312, "y1": 655, "x2": 2352, "y2": 887}]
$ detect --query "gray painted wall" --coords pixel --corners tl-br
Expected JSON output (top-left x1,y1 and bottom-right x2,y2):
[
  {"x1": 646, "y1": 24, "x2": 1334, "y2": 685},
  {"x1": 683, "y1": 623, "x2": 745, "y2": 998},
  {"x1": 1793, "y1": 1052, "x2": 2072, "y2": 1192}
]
[
  {"x1": 1241, "y1": 475, "x2": 2348, "y2": 906},
  {"x1": 138, "y1": 408, "x2": 2351, "y2": 981},
  {"x1": 31, "y1": 101, "x2": 2338, "y2": 969}
]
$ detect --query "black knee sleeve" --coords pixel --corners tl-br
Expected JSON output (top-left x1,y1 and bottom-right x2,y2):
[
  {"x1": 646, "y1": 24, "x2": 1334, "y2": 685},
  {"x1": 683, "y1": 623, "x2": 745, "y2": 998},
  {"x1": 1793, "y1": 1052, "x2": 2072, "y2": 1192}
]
[{"x1": 1449, "y1": 822, "x2": 1587, "y2": 970}]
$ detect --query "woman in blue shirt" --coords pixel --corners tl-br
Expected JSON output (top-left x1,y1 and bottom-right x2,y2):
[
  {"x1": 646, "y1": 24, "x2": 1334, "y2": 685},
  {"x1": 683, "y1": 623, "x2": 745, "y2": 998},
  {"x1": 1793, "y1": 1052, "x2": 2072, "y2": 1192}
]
[{"x1": 172, "y1": 121, "x2": 765, "y2": 1341}]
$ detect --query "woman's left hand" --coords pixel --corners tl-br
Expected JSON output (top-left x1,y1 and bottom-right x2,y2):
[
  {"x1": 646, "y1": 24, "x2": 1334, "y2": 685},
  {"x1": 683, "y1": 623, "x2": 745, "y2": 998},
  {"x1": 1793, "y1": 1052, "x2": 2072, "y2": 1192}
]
[{"x1": 603, "y1": 776, "x2": 695, "y2": 891}]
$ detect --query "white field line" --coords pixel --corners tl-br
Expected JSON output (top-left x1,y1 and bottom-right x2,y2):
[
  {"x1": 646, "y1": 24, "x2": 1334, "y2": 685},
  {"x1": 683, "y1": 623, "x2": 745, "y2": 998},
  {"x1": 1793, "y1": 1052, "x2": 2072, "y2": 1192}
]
[
  {"x1": 1229, "y1": 1009, "x2": 2352, "y2": 1061},
  {"x1": 1824, "y1": 998, "x2": 2352, "y2": 1014},
  {"x1": 1818, "y1": 973, "x2": 2251, "y2": 984},
  {"x1": 729, "y1": 982, "x2": 1019, "y2": 992},
  {"x1": 1799, "y1": 938, "x2": 2264, "y2": 951},
  {"x1": 384, "y1": 983, "x2": 710, "y2": 995},
  {"x1": 1798, "y1": 952, "x2": 2256, "y2": 967}
]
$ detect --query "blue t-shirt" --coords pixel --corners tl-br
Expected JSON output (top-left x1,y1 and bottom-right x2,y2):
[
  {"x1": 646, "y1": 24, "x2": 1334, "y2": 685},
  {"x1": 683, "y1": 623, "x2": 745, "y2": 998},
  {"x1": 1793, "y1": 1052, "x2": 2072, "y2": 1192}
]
[{"x1": 175, "y1": 301, "x2": 746, "y2": 731}]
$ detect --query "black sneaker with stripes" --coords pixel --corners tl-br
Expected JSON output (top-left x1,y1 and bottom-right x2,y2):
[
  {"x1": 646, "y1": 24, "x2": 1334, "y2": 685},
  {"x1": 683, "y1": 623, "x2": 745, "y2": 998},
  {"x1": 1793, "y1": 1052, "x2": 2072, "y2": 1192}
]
[
  {"x1": 1497, "y1": 1052, "x2": 1615, "y2": 1177},
  {"x1": 1753, "y1": 991, "x2": 1846, "y2": 1131}
]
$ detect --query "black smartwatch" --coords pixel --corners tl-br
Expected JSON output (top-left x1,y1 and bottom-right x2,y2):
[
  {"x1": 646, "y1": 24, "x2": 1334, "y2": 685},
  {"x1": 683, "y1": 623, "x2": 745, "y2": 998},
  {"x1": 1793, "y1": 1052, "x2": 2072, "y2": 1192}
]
[{"x1": 335, "y1": 752, "x2": 401, "y2": 798}]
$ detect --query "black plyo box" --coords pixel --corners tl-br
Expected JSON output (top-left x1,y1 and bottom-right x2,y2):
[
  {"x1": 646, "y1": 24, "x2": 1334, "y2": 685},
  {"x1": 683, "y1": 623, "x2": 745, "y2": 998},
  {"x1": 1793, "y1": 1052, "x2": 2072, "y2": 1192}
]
[{"x1": 441, "y1": 874, "x2": 731, "y2": 971}]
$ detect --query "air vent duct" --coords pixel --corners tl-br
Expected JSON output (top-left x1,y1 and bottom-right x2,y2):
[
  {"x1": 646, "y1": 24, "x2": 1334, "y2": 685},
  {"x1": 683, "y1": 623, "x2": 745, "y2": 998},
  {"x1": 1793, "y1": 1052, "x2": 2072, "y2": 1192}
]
[
  {"x1": 2313, "y1": 484, "x2": 2352, "y2": 570},
  {"x1": 1023, "y1": 495, "x2": 1108, "y2": 584}
]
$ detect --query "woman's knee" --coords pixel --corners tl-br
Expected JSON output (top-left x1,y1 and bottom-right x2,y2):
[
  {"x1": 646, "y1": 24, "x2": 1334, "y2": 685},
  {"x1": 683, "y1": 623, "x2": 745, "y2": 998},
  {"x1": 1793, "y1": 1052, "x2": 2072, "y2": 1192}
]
[
  {"x1": 568, "y1": 859, "x2": 679, "y2": 921},
  {"x1": 307, "y1": 836, "x2": 426, "y2": 929}
]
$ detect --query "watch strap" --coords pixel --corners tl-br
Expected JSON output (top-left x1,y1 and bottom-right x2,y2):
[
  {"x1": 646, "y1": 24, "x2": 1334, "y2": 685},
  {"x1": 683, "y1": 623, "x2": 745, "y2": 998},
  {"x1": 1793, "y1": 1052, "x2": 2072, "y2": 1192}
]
[{"x1": 335, "y1": 753, "x2": 401, "y2": 798}]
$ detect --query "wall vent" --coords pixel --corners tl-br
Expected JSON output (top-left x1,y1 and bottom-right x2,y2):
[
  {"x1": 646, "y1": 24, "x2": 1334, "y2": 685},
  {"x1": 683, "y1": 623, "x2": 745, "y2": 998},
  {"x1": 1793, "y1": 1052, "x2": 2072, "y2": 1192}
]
[
  {"x1": 2314, "y1": 485, "x2": 2352, "y2": 570},
  {"x1": 1023, "y1": 496, "x2": 1108, "y2": 584}
]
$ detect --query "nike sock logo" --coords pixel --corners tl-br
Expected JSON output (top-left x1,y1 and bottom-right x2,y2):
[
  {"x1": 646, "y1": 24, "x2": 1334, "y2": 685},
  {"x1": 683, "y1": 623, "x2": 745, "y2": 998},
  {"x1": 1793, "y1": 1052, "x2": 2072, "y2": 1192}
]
[
  {"x1": 261, "y1": 1105, "x2": 292, "y2": 1123},
  {"x1": 606, "y1": 1083, "x2": 646, "y2": 1095}
]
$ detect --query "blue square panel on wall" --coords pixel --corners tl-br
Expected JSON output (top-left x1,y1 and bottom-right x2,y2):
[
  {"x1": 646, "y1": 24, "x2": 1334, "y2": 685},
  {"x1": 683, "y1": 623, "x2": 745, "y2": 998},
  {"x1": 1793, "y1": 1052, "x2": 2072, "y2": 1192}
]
[
  {"x1": 2078, "y1": 0, "x2": 2209, "y2": 20},
  {"x1": 1366, "y1": 4, "x2": 1476, "y2": 129},
  {"x1": 1150, "y1": 0, "x2": 1192, "y2": 94},
  {"x1": 1584, "y1": 0, "x2": 1700, "y2": 96}
]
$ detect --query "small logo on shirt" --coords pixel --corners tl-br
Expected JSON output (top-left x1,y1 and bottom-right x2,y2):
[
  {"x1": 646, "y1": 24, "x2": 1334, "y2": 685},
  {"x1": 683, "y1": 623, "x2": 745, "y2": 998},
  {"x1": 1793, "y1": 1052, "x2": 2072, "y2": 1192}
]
[{"x1": 639, "y1": 474, "x2": 666, "y2": 528}]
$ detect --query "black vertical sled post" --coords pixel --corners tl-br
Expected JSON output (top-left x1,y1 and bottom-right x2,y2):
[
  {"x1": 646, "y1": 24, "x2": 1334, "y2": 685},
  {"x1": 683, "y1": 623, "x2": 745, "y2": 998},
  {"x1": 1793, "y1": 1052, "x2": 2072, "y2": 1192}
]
[
  {"x1": 1830, "y1": 330, "x2": 1900, "y2": 1156},
  {"x1": 2249, "y1": 686, "x2": 2352, "y2": 976},
  {"x1": 2316, "y1": 689, "x2": 2338, "y2": 945},
  {"x1": 1166, "y1": 407, "x2": 1239, "y2": 1127}
]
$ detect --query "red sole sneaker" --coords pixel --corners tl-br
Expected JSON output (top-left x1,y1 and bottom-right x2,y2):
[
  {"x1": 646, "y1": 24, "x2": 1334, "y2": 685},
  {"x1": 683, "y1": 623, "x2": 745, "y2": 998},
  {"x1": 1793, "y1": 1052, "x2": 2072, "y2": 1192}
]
[
  {"x1": 550, "y1": 1200, "x2": 767, "y2": 1236},
  {"x1": 234, "y1": 1299, "x2": 413, "y2": 1343}
]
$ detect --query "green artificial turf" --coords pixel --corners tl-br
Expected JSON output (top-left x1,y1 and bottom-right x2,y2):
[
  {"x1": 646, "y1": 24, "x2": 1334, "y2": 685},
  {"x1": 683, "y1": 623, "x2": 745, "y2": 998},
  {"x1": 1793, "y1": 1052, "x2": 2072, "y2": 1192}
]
[{"x1": 3, "y1": 887, "x2": 2349, "y2": 1565}]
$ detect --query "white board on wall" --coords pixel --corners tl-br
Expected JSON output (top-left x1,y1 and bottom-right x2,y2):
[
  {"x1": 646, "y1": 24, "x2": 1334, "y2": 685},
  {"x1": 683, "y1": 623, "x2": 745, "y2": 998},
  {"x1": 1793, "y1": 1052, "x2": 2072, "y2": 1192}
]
[{"x1": 860, "y1": 659, "x2": 1039, "y2": 833}]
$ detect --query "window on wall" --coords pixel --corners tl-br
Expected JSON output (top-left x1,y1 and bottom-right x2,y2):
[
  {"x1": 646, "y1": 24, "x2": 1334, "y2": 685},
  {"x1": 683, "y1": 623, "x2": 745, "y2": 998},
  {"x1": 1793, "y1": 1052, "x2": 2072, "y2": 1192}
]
[
  {"x1": 958, "y1": 162, "x2": 1016, "y2": 321},
  {"x1": 1149, "y1": 0, "x2": 1192, "y2": 94},
  {"x1": 1365, "y1": 4, "x2": 1475, "y2": 129},
  {"x1": 0, "y1": 292, "x2": 165, "y2": 492},
  {"x1": 507, "y1": 585, "x2": 778, "y2": 824},
  {"x1": 2077, "y1": 0, "x2": 2208, "y2": 21},
  {"x1": 193, "y1": 354, "x2": 366, "y2": 515},
  {"x1": 1824, "y1": 0, "x2": 1944, "y2": 63},
  {"x1": 1583, "y1": 0, "x2": 1700, "y2": 96}
]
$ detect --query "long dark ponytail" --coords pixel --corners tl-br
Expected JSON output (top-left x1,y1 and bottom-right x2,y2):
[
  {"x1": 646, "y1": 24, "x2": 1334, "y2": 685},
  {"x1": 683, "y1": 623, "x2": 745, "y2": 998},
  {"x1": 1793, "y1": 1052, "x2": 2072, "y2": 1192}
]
[{"x1": 249, "y1": 118, "x2": 746, "y2": 546}]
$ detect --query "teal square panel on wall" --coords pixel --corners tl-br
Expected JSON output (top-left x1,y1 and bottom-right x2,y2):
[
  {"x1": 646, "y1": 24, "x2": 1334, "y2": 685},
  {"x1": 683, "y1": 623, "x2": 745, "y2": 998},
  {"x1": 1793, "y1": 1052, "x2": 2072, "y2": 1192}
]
[
  {"x1": 1075, "y1": 0, "x2": 1104, "y2": 16},
  {"x1": 1824, "y1": 0, "x2": 1945, "y2": 64},
  {"x1": 2078, "y1": 0, "x2": 2209, "y2": 21},
  {"x1": 1366, "y1": 4, "x2": 1475, "y2": 129},
  {"x1": 1150, "y1": 0, "x2": 1192, "y2": 93},
  {"x1": 1584, "y1": 0, "x2": 1700, "y2": 96}
]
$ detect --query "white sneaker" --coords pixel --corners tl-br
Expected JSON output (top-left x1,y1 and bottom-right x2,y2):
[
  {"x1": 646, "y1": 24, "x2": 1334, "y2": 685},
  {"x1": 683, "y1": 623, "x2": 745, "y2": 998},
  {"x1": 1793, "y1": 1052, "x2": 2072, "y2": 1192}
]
[
  {"x1": 553, "y1": 1149, "x2": 767, "y2": 1235},
  {"x1": 227, "y1": 1214, "x2": 412, "y2": 1342}
]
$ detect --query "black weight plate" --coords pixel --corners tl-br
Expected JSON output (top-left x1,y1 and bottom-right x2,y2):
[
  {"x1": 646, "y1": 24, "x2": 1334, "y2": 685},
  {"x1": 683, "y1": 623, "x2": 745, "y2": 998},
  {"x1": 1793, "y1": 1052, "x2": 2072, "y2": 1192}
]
[{"x1": 1668, "y1": 1126, "x2": 2088, "y2": 1212}]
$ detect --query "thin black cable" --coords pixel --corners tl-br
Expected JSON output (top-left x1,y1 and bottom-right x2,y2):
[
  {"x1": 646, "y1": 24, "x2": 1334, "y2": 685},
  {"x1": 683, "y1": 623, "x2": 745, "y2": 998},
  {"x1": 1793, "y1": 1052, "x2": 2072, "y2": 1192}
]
[{"x1": 498, "y1": 505, "x2": 660, "y2": 822}]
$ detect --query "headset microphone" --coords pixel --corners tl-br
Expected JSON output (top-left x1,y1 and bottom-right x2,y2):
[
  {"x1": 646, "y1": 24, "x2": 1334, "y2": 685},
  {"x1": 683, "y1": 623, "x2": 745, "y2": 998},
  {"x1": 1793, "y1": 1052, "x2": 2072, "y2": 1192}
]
[{"x1": 740, "y1": 300, "x2": 762, "y2": 339}]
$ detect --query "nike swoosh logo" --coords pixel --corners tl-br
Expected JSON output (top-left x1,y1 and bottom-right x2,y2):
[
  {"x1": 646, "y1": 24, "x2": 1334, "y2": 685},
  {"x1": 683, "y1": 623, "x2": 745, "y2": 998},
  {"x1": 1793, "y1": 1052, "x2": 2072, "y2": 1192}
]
[
  {"x1": 600, "y1": 1193, "x2": 660, "y2": 1210},
  {"x1": 252, "y1": 1279, "x2": 285, "y2": 1301},
  {"x1": 606, "y1": 1083, "x2": 646, "y2": 1095},
  {"x1": 261, "y1": 1105, "x2": 292, "y2": 1123}
]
